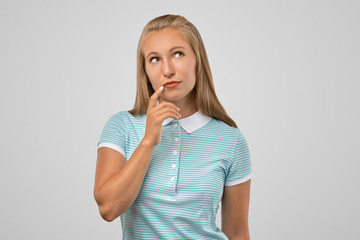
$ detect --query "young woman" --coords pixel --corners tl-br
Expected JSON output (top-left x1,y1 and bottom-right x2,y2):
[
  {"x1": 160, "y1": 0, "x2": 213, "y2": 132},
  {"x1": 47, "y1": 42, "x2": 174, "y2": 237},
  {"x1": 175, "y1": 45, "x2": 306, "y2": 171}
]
[{"x1": 94, "y1": 14, "x2": 252, "y2": 240}]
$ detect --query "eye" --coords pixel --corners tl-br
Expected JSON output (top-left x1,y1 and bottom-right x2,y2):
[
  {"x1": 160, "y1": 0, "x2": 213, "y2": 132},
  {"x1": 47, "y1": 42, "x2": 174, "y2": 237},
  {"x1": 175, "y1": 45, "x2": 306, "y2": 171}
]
[
  {"x1": 150, "y1": 57, "x2": 159, "y2": 63},
  {"x1": 174, "y1": 52, "x2": 184, "y2": 58}
]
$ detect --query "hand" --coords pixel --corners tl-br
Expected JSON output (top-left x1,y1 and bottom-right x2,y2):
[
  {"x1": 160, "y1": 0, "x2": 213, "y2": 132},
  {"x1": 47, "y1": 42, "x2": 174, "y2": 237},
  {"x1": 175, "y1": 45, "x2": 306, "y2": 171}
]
[{"x1": 142, "y1": 86, "x2": 181, "y2": 147}]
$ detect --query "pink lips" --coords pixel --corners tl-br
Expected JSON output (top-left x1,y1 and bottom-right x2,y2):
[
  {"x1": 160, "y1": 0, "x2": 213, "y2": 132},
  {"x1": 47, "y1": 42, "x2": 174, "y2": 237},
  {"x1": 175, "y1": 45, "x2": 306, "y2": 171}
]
[{"x1": 163, "y1": 81, "x2": 181, "y2": 88}]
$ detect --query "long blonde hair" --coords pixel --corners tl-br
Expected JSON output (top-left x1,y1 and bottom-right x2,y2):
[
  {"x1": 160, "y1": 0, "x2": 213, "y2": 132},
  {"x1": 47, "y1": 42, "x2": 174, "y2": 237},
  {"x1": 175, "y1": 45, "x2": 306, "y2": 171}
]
[{"x1": 128, "y1": 14, "x2": 238, "y2": 128}]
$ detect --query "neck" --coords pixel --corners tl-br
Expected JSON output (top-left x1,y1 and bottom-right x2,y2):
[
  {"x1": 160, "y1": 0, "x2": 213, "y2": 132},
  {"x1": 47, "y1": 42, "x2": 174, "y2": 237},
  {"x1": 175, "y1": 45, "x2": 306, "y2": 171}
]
[{"x1": 159, "y1": 90, "x2": 197, "y2": 119}]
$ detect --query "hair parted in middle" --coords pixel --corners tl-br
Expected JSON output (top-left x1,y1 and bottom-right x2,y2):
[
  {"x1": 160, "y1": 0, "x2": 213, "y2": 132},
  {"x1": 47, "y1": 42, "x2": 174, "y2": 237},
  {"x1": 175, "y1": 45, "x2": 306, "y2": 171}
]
[{"x1": 128, "y1": 14, "x2": 237, "y2": 128}]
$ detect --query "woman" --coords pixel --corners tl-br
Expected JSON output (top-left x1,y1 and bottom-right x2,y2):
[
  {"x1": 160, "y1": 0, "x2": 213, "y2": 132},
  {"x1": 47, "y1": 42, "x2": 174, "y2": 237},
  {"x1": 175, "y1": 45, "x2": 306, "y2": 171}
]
[{"x1": 94, "y1": 14, "x2": 252, "y2": 240}]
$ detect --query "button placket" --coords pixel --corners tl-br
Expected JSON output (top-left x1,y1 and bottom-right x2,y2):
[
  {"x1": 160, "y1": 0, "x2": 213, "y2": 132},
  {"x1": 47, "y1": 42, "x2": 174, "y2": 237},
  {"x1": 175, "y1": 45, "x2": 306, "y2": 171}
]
[{"x1": 168, "y1": 120, "x2": 181, "y2": 197}]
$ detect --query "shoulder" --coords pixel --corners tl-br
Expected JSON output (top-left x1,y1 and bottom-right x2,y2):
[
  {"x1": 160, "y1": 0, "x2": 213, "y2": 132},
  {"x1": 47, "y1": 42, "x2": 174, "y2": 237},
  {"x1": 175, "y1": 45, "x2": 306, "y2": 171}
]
[
  {"x1": 106, "y1": 110, "x2": 146, "y2": 127},
  {"x1": 209, "y1": 118, "x2": 250, "y2": 150},
  {"x1": 209, "y1": 117, "x2": 242, "y2": 139},
  {"x1": 106, "y1": 110, "x2": 129, "y2": 123},
  {"x1": 109, "y1": 110, "x2": 129, "y2": 118}
]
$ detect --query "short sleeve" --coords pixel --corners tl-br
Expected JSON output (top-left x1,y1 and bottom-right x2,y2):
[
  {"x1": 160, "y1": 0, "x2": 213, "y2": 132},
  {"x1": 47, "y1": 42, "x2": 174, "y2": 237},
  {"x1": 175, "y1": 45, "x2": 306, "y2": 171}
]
[
  {"x1": 97, "y1": 112, "x2": 127, "y2": 157},
  {"x1": 224, "y1": 131, "x2": 252, "y2": 186}
]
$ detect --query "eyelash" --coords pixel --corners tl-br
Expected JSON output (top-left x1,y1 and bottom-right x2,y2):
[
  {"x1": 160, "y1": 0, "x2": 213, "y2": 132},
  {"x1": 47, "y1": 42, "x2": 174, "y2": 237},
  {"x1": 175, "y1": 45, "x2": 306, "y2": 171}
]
[
  {"x1": 174, "y1": 51, "x2": 184, "y2": 58},
  {"x1": 149, "y1": 51, "x2": 184, "y2": 63}
]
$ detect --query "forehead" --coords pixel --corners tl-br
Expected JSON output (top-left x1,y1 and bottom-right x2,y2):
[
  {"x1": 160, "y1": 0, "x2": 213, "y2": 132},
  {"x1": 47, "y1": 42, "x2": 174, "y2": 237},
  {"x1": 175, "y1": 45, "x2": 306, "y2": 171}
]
[{"x1": 143, "y1": 28, "x2": 190, "y2": 53}]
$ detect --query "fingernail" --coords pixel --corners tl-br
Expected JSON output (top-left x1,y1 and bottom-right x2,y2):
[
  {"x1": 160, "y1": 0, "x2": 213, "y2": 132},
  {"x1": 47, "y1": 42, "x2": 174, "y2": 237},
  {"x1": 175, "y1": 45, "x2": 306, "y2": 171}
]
[
  {"x1": 177, "y1": 107, "x2": 180, "y2": 111},
  {"x1": 160, "y1": 85, "x2": 163, "y2": 90}
]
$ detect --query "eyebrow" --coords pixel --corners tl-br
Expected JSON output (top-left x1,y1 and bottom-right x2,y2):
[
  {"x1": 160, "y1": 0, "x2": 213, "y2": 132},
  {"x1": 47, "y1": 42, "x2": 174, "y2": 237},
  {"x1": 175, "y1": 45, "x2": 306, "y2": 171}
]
[{"x1": 145, "y1": 46, "x2": 185, "y2": 60}]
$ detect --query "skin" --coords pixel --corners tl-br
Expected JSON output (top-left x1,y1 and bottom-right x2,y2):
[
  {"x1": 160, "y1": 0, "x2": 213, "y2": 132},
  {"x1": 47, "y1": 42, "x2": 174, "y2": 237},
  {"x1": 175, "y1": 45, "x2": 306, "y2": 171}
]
[
  {"x1": 143, "y1": 27, "x2": 198, "y2": 119},
  {"x1": 94, "y1": 86, "x2": 180, "y2": 221},
  {"x1": 144, "y1": 27, "x2": 251, "y2": 238},
  {"x1": 94, "y1": 27, "x2": 251, "y2": 239},
  {"x1": 222, "y1": 180, "x2": 251, "y2": 240}
]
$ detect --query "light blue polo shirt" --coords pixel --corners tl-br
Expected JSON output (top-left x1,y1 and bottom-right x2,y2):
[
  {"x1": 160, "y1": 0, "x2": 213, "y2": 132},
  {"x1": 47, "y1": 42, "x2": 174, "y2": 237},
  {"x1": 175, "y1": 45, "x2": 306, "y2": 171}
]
[{"x1": 97, "y1": 110, "x2": 252, "y2": 239}]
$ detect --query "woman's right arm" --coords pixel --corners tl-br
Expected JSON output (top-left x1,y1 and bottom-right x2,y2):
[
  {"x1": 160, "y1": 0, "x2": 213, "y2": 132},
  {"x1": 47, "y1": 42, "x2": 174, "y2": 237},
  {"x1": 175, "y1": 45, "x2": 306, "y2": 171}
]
[{"x1": 93, "y1": 86, "x2": 181, "y2": 222}]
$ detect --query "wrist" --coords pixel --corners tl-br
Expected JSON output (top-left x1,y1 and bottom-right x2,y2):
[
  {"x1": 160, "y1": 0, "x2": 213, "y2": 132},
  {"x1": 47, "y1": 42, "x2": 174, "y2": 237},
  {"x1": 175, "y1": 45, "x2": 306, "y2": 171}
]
[{"x1": 140, "y1": 137, "x2": 157, "y2": 149}]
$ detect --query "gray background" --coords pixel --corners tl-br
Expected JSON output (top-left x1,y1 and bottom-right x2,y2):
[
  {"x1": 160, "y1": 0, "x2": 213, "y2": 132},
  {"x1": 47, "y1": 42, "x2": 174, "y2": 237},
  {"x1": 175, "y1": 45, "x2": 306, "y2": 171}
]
[{"x1": 1, "y1": 0, "x2": 359, "y2": 239}]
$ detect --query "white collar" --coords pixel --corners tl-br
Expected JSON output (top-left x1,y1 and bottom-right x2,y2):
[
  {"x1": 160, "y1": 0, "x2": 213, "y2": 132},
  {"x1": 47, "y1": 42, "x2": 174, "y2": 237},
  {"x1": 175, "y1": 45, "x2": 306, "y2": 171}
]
[{"x1": 162, "y1": 110, "x2": 212, "y2": 133}]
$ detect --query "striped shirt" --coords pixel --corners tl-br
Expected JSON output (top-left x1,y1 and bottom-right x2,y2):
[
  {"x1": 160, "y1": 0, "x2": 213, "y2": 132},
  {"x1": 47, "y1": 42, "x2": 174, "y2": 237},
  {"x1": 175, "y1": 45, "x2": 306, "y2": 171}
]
[{"x1": 97, "y1": 110, "x2": 252, "y2": 239}]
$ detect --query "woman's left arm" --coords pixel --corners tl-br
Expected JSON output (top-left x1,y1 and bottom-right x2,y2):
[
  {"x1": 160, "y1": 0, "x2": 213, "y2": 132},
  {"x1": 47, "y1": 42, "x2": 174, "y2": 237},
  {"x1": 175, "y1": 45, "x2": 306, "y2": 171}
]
[{"x1": 221, "y1": 179, "x2": 251, "y2": 240}]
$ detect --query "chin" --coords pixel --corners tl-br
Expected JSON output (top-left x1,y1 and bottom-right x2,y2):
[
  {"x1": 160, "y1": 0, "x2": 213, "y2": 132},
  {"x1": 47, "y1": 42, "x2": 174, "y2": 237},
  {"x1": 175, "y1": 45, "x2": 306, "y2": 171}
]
[
  {"x1": 161, "y1": 88, "x2": 195, "y2": 102},
  {"x1": 162, "y1": 93, "x2": 186, "y2": 101},
  {"x1": 163, "y1": 96, "x2": 183, "y2": 102}
]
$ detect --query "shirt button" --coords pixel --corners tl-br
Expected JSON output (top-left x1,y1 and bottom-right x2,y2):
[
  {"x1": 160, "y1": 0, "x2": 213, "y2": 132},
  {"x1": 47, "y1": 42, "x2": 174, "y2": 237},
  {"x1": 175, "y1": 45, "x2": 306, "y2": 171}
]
[
  {"x1": 174, "y1": 123, "x2": 178, "y2": 128},
  {"x1": 172, "y1": 164, "x2": 176, "y2": 168},
  {"x1": 173, "y1": 150, "x2": 177, "y2": 155},
  {"x1": 170, "y1": 177, "x2": 175, "y2": 181},
  {"x1": 174, "y1": 137, "x2": 179, "y2": 142}
]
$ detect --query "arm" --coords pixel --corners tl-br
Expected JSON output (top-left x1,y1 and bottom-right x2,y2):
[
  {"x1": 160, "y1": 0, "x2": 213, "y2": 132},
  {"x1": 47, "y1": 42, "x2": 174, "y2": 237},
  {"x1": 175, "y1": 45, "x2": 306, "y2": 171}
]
[
  {"x1": 221, "y1": 179, "x2": 251, "y2": 240},
  {"x1": 94, "y1": 140, "x2": 155, "y2": 222},
  {"x1": 94, "y1": 85, "x2": 181, "y2": 222}
]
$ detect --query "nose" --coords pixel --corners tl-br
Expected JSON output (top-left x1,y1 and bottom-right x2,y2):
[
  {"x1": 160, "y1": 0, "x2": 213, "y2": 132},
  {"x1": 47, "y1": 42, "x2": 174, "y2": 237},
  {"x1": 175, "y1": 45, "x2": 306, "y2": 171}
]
[{"x1": 162, "y1": 59, "x2": 175, "y2": 78}]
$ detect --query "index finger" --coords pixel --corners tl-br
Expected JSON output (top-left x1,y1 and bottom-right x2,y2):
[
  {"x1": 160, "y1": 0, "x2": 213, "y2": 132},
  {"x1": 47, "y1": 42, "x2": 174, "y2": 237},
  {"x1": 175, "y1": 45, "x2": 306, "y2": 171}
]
[{"x1": 148, "y1": 85, "x2": 164, "y2": 109}]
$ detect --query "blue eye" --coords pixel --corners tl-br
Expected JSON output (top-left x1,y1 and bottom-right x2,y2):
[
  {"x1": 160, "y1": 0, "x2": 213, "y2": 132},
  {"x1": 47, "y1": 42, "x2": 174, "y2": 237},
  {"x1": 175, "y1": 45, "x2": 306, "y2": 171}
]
[
  {"x1": 174, "y1": 52, "x2": 183, "y2": 58},
  {"x1": 150, "y1": 57, "x2": 159, "y2": 63}
]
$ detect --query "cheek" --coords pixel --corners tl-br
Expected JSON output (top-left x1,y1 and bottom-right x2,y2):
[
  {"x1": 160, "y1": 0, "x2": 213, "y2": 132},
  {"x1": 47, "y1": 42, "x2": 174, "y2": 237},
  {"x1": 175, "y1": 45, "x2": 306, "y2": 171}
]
[
  {"x1": 186, "y1": 61, "x2": 197, "y2": 84},
  {"x1": 145, "y1": 66, "x2": 163, "y2": 90},
  {"x1": 145, "y1": 66, "x2": 156, "y2": 82},
  {"x1": 180, "y1": 60, "x2": 196, "y2": 78}
]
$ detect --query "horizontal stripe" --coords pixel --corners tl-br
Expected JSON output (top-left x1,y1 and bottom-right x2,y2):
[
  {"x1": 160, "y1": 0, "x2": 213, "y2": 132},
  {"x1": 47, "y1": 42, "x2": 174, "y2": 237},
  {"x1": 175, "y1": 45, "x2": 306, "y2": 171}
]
[{"x1": 97, "y1": 110, "x2": 252, "y2": 239}]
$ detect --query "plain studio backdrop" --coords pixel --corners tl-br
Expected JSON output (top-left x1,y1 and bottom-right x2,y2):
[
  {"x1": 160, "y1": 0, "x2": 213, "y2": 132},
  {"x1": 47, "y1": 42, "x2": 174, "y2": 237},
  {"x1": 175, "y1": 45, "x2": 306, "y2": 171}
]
[{"x1": 1, "y1": 0, "x2": 359, "y2": 239}]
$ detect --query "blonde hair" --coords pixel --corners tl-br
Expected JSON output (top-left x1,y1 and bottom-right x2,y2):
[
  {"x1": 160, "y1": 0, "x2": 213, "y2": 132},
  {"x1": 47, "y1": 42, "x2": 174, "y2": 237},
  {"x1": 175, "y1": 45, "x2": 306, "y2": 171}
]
[{"x1": 128, "y1": 14, "x2": 238, "y2": 128}]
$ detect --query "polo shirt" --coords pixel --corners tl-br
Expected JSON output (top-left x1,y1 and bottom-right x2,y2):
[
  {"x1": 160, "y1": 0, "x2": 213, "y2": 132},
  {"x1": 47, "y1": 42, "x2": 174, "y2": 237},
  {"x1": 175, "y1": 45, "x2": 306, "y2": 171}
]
[{"x1": 97, "y1": 110, "x2": 252, "y2": 239}]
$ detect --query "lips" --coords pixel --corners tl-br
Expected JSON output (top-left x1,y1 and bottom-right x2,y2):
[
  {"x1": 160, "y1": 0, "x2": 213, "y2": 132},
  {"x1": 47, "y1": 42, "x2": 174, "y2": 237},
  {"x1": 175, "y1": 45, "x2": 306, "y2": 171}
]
[{"x1": 163, "y1": 81, "x2": 181, "y2": 87}]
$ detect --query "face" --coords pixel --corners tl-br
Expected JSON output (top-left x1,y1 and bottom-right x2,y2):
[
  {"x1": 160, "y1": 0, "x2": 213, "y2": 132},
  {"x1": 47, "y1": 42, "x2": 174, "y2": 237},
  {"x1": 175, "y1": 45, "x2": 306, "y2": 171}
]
[{"x1": 143, "y1": 28, "x2": 197, "y2": 103}]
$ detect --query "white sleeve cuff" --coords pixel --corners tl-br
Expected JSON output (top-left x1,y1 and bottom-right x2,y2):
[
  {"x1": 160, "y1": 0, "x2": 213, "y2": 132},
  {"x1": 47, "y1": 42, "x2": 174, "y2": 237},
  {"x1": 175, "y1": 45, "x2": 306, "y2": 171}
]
[
  {"x1": 97, "y1": 142, "x2": 125, "y2": 157},
  {"x1": 224, "y1": 174, "x2": 251, "y2": 186}
]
